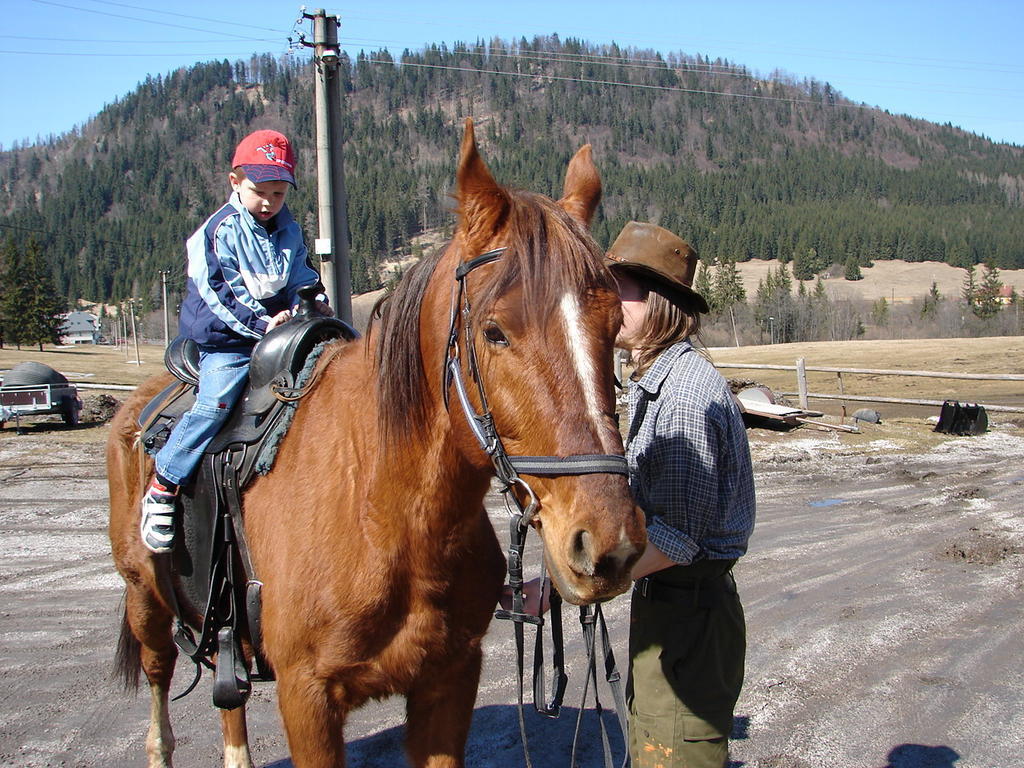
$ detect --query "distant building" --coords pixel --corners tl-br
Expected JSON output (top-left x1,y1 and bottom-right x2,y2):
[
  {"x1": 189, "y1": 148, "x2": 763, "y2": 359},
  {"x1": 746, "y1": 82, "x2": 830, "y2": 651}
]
[
  {"x1": 60, "y1": 311, "x2": 99, "y2": 344},
  {"x1": 997, "y1": 285, "x2": 1016, "y2": 305}
]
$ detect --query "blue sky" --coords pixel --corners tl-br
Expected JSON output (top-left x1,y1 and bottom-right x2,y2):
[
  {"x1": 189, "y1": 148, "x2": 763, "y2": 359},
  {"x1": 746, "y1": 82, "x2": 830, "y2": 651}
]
[{"x1": 3, "y1": 0, "x2": 1023, "y2": 149}]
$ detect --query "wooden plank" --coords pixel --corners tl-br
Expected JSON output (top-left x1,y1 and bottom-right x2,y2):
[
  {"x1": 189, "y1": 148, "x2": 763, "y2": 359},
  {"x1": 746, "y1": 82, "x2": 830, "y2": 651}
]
[
  {"x1": 716, "y1": 362, "x2": 1024, "y2": 382},
  {"x1": 777, "y1": 391, "x2": 1024, "y2": 414},
  {"x1": 737, "y1": 400, "x2": 803, "y2": 417},
  {"x1": 794, "y1": 417, "x2": 860, "y2": 433}
]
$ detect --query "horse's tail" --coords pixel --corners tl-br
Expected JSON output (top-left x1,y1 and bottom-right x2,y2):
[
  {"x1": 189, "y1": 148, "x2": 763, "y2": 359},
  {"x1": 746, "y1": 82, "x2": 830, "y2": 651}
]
[{"x1": 114, "y1": 597, "x2": 142, "y2": 693}]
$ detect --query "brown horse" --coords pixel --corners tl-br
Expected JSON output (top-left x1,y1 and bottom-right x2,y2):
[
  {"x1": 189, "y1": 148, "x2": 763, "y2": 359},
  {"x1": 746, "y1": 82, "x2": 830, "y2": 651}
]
[{"x1": 107, "y1": 119, "x2": 646, "y2": 768}]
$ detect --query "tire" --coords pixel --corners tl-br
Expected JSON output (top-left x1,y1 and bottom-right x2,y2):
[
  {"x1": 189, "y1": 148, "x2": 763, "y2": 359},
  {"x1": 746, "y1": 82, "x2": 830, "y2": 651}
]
[{"x1": 62, "y1": 409, "x2": 80, "y2": 426}]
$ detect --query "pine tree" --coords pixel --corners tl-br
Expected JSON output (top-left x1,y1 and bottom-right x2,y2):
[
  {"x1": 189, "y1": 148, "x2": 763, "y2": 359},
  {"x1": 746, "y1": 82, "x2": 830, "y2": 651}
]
[
  {"x1": 792, "y1": 247, "x2": 816, "y2": 281},
  {"x1": 961, "y1": 264, "x2": 977, "y2": 309},
  {"x1": 694, "y1": 260, "x2": 716, "y2": 313},
  {"x1": 871, "y1": 297, "x2": 890, "y2": 327},
  {"x1": 14, "y1": 239, "x2": 68, "y2": 351},
  {"x1": 0, "y1": 239, "x2": 31, "y2": 349},
  {"x1": 813, "y1": 276, "x2": 828, "y2": 302},
  {"x1": 920, "y1": 281, "x2": 941, "y2": 319},
  {"x1": 713, "y1": 254, "x2": 746, "y2": 309},
  {"x1": 713, "y1": 254, "x2": 746, "y2": 346},
  {"x1": 973, "y1": 263, "x2": 1003, "y2": 319},
  {"x1": 843, "y1": 255, "x2": 863, "y2": 281},
  {"x1": 754, "y1": 263, "x2": 796, "y2": 343},
  {"x1": 0, "y1": 238, "x2": 15, "y2": 348}
]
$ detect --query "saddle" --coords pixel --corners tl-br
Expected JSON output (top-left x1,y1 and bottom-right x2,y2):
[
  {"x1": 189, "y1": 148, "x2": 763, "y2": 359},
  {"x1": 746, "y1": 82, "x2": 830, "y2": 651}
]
[{"x1": 137, "y1": 290, "x2": 357, "y2": 708}]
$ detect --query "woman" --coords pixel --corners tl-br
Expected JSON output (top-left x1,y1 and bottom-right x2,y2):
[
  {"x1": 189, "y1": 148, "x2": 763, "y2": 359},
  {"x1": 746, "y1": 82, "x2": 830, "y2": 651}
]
[{"x1": 607, "y1": 221, "x2": 756, "y2": 768}]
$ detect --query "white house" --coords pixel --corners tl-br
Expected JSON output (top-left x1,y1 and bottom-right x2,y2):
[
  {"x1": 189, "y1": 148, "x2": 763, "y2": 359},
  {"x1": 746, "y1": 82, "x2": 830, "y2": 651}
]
[{"x1": 60, "y1": 311, "x2": 99, "y2": 345}]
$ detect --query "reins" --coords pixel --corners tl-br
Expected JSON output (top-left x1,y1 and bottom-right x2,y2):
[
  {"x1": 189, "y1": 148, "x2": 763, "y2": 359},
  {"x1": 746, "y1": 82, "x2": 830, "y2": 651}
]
[{"x1": 443, "y1": 247, "x2": 630, "y2": 767}]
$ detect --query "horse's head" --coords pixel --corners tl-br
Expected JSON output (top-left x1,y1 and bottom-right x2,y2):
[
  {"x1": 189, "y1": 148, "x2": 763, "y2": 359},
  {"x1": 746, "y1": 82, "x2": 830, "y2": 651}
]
[{"x1": 440, "y1": 119, "x2": 646, "y2": 604}]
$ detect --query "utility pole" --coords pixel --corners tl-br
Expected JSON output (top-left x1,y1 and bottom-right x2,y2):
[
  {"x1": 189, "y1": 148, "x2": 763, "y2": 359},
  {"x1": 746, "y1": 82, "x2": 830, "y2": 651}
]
[
  {"x1": 128, "y1": 299, "x2": 141, "y2": 366},
  {"x1": 160, "y1": 270, "x2": 170, "y2": 348},
  {"x1": 122, "y1": 305, "x2": 129, "y2": 362},
  {"x1": 302, "y1": 9, "x2": 353, "y2": 323}
]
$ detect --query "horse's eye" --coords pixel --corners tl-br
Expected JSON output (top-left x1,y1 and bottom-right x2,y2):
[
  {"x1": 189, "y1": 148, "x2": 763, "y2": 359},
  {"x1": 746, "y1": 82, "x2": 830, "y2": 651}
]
[{"x1": 482, "y1": 321, "x2": 509, "y2": 347}]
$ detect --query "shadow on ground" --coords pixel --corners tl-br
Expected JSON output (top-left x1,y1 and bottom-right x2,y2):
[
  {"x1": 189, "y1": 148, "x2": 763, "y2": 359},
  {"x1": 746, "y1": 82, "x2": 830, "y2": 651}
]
[
  {"x1": 260, "y1": 710, "x2": 765, "y2": 767},
  {"x1": 263, "y1": 704, "x2": 627, "y2": 768},
  {"x1": 885, "y1": 744, "x2": 961, "y2": 768}
]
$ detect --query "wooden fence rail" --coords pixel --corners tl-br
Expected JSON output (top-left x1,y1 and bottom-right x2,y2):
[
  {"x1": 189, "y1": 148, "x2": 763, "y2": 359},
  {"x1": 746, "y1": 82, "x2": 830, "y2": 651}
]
[{"x1": 715, "y1": 359, "x2": 1024, "y2": 415}]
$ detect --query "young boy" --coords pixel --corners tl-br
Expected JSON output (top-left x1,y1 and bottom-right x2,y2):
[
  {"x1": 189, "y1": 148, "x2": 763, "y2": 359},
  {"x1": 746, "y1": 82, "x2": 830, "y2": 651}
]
[{"x1": 141, "y1": 129, "x2": 328, "y2": 553}]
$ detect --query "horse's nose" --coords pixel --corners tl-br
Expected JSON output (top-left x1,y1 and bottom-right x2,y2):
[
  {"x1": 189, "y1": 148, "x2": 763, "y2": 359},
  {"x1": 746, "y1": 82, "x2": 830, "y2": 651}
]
[
  {"x1": 568, "y1": 529, "x2": 596, "y2": 576},
  {"x1": 567, "y1": 525, "x2": 640, "y2": 579}
]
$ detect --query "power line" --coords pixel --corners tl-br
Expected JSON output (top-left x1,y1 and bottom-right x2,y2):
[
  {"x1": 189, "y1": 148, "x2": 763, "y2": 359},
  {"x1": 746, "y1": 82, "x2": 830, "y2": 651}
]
[
  {"x1": 345, "y1": 35, "x2": 752, "y2": 75},
  {"x1": 75, "y1": 0, "x2": 289, "y2": 34},
  {"x1": 407, "y1": 45, "x2": 1024, "y2": 99},
  {"x1": 29, "y1": 0, "x2": 276, "y2": 43},
  {"x1": 0, "y1": 222, "x2": 154, "y2": 254},
  {"x1": 331, "y1": 8, "x2": 1024, "y2": 76},
  {"x1": 357, "y1": 52, "x2": 1024, "y2": 127},
  {"x1": 0, "y1": 48, "x2": 282, "y2": 58},
  {"x1": 1, "y1": 34, "x2": 281, "y2": 45},
  {"x1": 346, "y1": 37, "x2": 1024, "y2": 104},
  {"x1": 362, "y1": 56, "x2": 868, "y2": 112},
  {"x1": 420, "y1": 46, "x2": 751, "y2": 78}
]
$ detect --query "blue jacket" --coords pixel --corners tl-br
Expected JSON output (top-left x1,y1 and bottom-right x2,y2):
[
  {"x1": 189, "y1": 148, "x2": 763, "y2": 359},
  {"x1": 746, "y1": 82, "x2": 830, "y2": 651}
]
[{"x1": 178, "y1": 192, "x2": 321, "y2": 350}]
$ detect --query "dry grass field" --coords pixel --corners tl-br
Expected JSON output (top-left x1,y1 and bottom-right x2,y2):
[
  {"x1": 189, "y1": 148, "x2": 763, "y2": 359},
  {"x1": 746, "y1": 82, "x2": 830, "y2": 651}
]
[
  {"x1": 4, "y1": 335, "x2": 1022, "y2": 389},
  {"x1": 734, "y1": 258, "x2": 1024, "y2": 304},
  {"x1": 709, "y1": 336, "x2": 1024, "y2": 420},
  {"x1": 3, "y1": 334, "x2": 1022, "y2": 423},
  {"x1": 0, "y1": 343, "x2": 165, "y2": 388}
]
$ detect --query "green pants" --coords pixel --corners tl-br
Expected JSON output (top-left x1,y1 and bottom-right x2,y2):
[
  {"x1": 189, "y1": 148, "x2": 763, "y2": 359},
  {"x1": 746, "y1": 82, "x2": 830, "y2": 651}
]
[{"x1": 627, "y1": 559, "x2": 746, "y2": 768}]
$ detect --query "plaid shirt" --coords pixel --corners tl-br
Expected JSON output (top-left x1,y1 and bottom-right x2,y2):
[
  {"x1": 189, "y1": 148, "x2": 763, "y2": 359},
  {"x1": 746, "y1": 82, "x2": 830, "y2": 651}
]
[{"x1": 625, "y1": 340, "x2": 756, "y2": 564}]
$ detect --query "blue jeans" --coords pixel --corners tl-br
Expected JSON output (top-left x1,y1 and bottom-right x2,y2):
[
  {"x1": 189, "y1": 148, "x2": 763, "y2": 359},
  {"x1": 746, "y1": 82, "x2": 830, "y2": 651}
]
[{"x1": 154, "y1": 349, "x2": 251, "y2": 486}]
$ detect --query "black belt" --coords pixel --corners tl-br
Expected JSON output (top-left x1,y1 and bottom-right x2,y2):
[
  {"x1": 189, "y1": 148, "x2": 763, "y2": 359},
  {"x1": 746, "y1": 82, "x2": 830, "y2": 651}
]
[{"x1": 634, "y1": 568, "x2": 737, "y2": 606}]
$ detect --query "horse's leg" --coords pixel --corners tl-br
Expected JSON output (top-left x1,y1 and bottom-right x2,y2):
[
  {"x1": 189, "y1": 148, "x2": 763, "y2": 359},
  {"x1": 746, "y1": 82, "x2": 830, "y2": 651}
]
[
  {"x1": 144, "y1": 679, "x2": 175, "y2": 768},
  {"x1": 220, "y1": 707, "x2": 253, "y2": 768},
  {"x1": 125, "y1": 584, "x2": 179, "y2": 768},
  {"x1": 276, "y1": 666, "x2": 348, "y2": 768},
  {"x1": 404, "y1": 644, "x2": 485, "y2": 768},
  {"x1": 405, "y1": 513, "x2": 505, "y2": 768}
]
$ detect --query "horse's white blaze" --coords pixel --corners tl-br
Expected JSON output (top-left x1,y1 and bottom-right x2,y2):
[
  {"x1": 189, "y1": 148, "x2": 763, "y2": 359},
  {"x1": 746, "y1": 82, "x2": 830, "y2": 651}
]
[{"x1": 560, "y1": 292, "x2": 616, "y2": 453}]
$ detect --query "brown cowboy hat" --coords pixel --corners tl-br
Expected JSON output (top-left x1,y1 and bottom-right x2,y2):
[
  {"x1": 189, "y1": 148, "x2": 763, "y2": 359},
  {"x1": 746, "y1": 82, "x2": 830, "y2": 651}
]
[{"x1": 605, "y1": 221, "x2": 709, "y2": 314}]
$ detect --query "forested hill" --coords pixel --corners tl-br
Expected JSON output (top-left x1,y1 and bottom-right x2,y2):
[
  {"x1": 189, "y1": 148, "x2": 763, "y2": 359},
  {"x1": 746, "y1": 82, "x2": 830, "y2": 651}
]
[{"x1": 1, "y1": 36, "x2": 1023, "y2": 310}]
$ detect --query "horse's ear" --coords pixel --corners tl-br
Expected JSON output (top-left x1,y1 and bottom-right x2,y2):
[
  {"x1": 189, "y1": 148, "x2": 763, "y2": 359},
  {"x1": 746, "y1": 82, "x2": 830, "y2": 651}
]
[
  {"x1": 456, "y1": 118, "x2": 510, "y2": 253},
  {"x1": 558, "y1": 144, "x2": 602, "y2": 226}
]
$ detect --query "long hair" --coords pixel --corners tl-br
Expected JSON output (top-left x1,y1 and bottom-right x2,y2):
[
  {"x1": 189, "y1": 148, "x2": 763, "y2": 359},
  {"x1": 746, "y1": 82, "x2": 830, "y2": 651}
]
[{"x1": 627, "y1": 274, "x2": 704, "y2": 378}]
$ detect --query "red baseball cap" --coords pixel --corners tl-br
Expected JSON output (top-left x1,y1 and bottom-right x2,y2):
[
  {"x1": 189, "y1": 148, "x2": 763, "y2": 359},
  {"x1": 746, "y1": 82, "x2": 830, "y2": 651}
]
[{"x1": 231, "y1": 129, "x2": 296, "y2": 187}]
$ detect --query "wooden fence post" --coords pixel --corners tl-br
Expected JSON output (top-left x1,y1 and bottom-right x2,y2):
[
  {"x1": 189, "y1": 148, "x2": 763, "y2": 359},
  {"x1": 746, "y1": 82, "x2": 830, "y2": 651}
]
[{"x1": 796, "y1": 357, "x2": 808, "y2": 409}]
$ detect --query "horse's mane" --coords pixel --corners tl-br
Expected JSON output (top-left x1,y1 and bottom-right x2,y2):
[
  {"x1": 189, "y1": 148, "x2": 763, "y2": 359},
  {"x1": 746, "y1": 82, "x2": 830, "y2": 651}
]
[{"x1": 373, "y1": 189, "x2": 612, "y2": 448}]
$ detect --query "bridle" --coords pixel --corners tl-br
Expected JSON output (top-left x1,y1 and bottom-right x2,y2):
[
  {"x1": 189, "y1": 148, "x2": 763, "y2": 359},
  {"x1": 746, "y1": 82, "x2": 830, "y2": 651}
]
[
  {"x1": 443, "y1": 246, "x2": 631, "y2": 767},
  {"x1": 443, "y1": 246, "x2": 629, "y2": 510}
]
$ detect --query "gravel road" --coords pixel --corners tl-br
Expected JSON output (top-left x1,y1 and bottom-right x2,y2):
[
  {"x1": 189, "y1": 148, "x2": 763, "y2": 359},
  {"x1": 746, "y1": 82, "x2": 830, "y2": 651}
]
[{"x1": 1, "y1": 417, "x2": 1022, "y2": 768}]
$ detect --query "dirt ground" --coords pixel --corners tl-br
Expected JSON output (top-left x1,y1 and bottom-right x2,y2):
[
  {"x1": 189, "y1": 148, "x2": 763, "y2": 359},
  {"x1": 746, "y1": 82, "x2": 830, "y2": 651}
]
[{"x1": 2, "y1": 406, "x2": 1023, "y2": 768}]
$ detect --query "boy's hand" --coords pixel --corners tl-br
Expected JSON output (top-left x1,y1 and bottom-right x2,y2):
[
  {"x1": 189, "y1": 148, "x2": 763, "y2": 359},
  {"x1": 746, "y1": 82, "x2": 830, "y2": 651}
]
[
  {"x1": 266, "y1": 310, "x2": 292, "y2": 331},
  {"x1": 314, "y1": 300, "x2": 334, "y2": 317}
]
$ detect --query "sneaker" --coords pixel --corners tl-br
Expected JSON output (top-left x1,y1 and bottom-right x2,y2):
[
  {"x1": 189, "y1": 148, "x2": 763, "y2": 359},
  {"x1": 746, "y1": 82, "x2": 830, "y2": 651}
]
[{"x1": 141, "y1": 481, "x2": 178, "y2": 553}]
